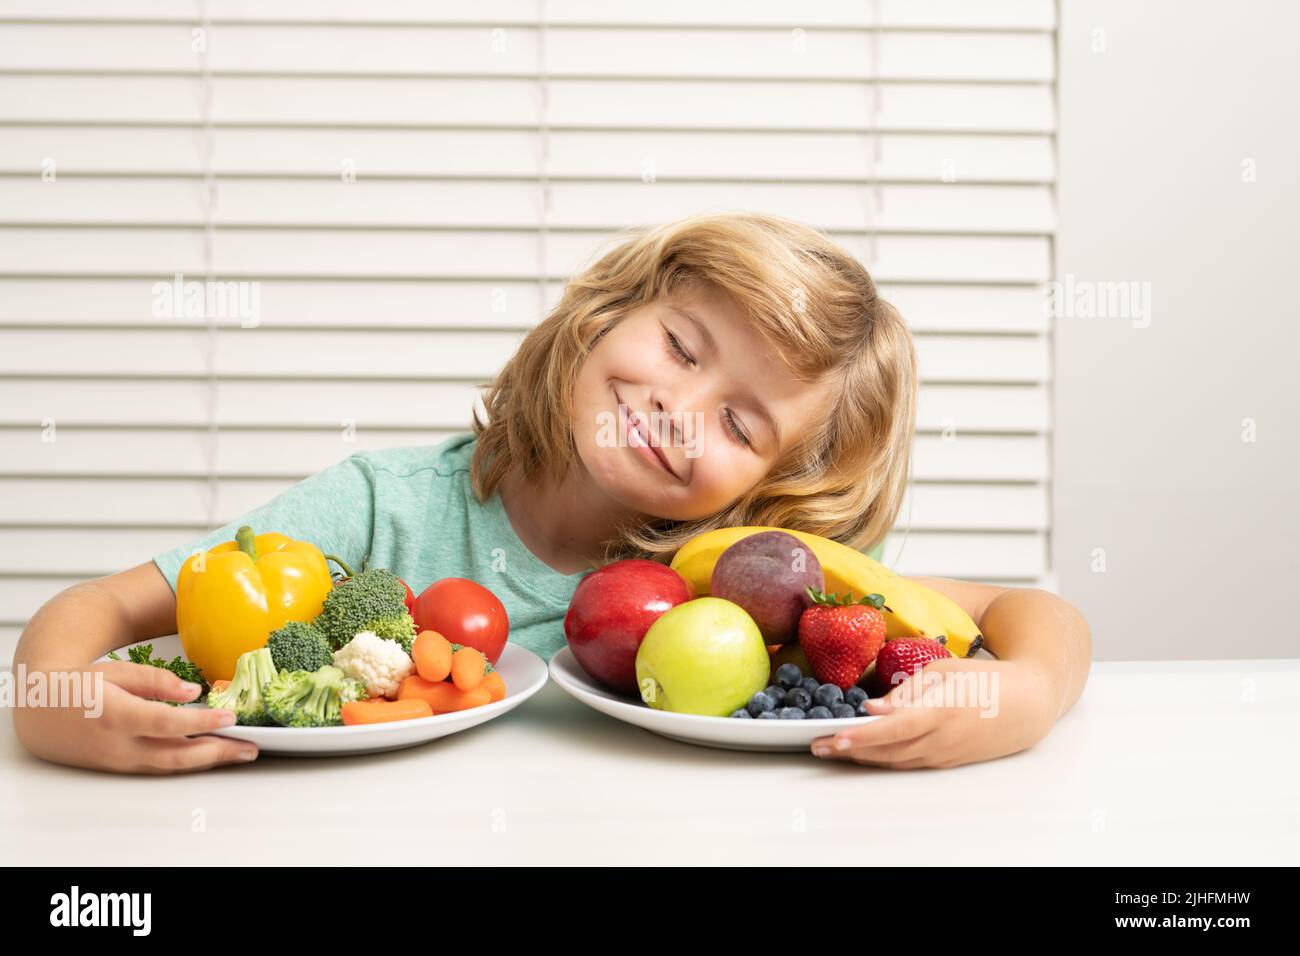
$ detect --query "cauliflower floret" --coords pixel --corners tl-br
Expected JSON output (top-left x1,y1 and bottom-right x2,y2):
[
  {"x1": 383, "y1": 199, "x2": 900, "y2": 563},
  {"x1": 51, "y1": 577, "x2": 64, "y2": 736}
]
[{"x1": 332, "y1": 630, "x2": 414, "y2": 699}]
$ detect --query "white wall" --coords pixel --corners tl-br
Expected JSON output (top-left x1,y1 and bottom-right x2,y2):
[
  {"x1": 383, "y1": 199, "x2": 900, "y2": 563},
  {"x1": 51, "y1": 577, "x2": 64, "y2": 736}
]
[{"x1": 1055, "y1": 0, "x2": 1300, "y2": 659}]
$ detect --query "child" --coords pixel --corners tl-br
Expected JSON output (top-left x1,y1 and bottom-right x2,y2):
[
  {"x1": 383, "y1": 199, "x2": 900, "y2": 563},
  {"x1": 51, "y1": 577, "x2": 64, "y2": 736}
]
[{"x1": 11, "y1": 212, "x2": 1090, "y2": 773}]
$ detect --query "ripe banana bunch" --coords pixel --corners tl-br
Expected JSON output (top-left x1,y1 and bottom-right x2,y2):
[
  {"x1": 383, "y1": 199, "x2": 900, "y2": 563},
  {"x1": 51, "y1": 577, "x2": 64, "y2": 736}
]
[{"x1": 669, "y1": 526, "x2": 984, "y2": 658}]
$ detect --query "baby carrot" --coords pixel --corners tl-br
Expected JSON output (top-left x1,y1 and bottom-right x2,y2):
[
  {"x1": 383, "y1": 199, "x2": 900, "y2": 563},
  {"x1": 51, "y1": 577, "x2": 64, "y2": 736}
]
[
  {"x1": 412, "y1": 629, "x2": 453, "y2": 682},
  {"x1": 342, "y1": 698, "x2": 432, "y2": 725},
  {"x1": 451, "y1": 645, "x2": 487, "y2": 691},
  {"x1": 481, "y1": 670, "x2": 507, "y2": 703},
  {"x1": 398, "y1": 674, "x2": 490, "y2": 712}
]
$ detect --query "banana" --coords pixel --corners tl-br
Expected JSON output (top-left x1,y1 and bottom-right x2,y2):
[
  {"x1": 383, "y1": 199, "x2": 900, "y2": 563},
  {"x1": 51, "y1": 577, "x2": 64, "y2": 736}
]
[{"x1": 669, "y1": 526, "x2": 983, "y2": 658}]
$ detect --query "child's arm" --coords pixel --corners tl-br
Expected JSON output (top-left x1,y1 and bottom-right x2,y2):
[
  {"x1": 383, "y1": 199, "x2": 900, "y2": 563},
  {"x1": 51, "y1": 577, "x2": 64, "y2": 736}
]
[
  {"x1": 910, "y1": 576, "x2": 1092, "y2": 721},
  {"x1": 10, "y1": 562, "x2": 257, "y2": 774},
  {"x1": 811, "y1": 578, "x2": 1092, "y2": 769}
]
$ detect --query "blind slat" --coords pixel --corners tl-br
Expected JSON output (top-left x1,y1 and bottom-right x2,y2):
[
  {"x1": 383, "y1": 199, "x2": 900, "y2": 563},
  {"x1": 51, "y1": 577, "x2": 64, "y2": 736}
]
[
  {"x1": 0, "y1": 178, "x2": 1057, "y2": 235},
  {"x1": 0, "y1": 0, "x2": 1057, "y2": 30},
  {"x1": 0, "y1": 24, "x2": 1054, "y2": 81},
  {"x1": 0, "y1": 328, "x2": 1048, "y2": 383},
  {"x1": 0, "y1": 429, "x2": 1049, "y2": 482},
  {"x1": 1, "y1": 381, "x2": 1049, "y2": 432},
  {"x1": 0, "y1": 477, "x2": 1049, "y2": 532},
  {"x1": 0, "y1": 128, "x2": 1056, "y2": 182},
  {"x1": 0, "y1": 279, "x2": 1052, "y2": 333},
  {"x1": 0, "y1": 229, "x2": 1052, "y2": 282},
  {"x1": 0, "y1": 75, "x2": 1056, "y2": 131}
]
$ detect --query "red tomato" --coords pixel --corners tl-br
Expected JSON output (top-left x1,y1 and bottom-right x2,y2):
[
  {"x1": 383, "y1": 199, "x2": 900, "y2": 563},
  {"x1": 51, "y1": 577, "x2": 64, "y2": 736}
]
[{"x1": 413, "y1": 578, "x2": 510, "y2": 664}]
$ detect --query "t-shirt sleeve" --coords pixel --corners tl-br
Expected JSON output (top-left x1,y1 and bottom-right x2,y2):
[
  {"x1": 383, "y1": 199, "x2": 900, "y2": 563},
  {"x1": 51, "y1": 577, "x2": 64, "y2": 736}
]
[{"x1": 151, "y1": 453, "x2": 377, "y2": 593}]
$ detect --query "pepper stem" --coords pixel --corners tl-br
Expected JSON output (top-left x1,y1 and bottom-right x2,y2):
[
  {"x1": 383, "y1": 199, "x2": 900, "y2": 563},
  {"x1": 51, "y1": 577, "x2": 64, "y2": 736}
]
[
  {"x1": 323, "y1": 554, "x2": 355, "y2": 578},
  {"x1": 236, "y1": 525, "x2": 258, "y2": 561}
]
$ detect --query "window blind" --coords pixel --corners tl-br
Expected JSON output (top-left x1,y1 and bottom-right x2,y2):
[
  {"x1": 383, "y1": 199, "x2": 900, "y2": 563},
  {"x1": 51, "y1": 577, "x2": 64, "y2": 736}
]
[{"x1": 0, "y1": 0, "x2": 1058, "y2": 657}]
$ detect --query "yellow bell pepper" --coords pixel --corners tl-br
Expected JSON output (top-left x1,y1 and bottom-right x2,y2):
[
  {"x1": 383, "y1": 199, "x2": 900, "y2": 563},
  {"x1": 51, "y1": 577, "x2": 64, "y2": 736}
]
[{"x1": 176, "y1": 524, "x2": 334, "y2": 683}]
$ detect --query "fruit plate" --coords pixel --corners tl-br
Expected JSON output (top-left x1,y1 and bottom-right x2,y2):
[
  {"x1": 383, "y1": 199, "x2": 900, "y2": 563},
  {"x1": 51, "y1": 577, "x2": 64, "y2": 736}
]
[
  {"x1": 548, "y1": 646, "x2": 880, "y2": 753},
  {"x1": 104, "y1": 636, "x2": 549, "y2": 757}
]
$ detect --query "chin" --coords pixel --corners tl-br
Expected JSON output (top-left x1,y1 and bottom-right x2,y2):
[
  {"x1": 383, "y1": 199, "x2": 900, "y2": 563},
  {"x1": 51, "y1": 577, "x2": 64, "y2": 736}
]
[{"x1": 578, "y1": 440, "x2": 697, "y2": 521}]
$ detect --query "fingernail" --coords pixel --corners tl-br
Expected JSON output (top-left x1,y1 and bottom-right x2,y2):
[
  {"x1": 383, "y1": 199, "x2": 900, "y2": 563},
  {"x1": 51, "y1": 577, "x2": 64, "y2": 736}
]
[
  {"x1": 217, "y1": 711, "x2": 236, "y2": 726},
  {"x1": 834, "y1": 737, "x2": 851, "y2": 750},
  {"x1": 181, "y1": 681, "x2": 201, "y2": 695},
  {"x1": 237, "y1": 748, "x2": 258, "y2": 762},
  {"x1": 812, "y1": 745, "x2": 831, "y2": 757}
]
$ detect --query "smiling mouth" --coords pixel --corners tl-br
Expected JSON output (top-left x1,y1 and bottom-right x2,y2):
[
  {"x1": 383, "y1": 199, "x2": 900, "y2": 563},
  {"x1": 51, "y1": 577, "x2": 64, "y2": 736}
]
[{"x1": 614, "y1": 388, "x2": 680, "y2": 481}]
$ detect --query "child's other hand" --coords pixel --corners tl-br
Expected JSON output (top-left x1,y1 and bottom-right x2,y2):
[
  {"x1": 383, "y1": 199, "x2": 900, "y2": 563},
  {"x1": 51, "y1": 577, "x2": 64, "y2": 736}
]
[
  {"x1": 809, "y1": 658, "x2": 1057, "y2": 769},
  {"x1": 13, "y1": 659, "x2": 259, "y2": 774}
]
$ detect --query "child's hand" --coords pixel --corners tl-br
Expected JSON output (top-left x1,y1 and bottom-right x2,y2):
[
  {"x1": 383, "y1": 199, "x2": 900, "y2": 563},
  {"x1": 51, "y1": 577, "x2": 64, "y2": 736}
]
[
  {"x1": 13, "y1": 659, "x2": 259, "y2": 774},
  {"x1": 809, "y1": 658, "x2": 1058, "y2": 769}
]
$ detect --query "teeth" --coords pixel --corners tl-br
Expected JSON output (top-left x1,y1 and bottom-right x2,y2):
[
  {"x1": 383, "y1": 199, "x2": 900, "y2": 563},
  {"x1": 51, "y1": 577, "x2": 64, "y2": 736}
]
[{"x1": 628, "y1": 413, "x2": 650, "y2": 447}]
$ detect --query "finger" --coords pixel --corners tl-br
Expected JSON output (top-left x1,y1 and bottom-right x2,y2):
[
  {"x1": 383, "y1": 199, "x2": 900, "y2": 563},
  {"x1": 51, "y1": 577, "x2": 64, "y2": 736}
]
[
  {"x1": 842, "y1": 731, "x2": 938, "y2": 767},
  {"x1": 812, "y1": 703, "x2": 936, "y2": 754},
  {"x1": 134, "y1": 735, "x2": 259, "y2": 775},
  {"x1": 115, "y1": 693, "x2": 239, "y2": 739},
  {"x1": 101, "y1": 660, "x2": 204, "y2": 703}
]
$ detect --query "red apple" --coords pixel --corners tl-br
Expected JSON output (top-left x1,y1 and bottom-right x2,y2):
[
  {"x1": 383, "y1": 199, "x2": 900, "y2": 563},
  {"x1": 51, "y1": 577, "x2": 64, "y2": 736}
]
[{"x1": 564, "y1": 559, "x2": 694, "y2": 695}]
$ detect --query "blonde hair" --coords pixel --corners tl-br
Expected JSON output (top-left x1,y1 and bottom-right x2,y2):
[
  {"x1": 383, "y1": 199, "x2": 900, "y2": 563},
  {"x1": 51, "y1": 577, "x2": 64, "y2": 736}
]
[{"x1": 470, "y1": 211, "x2": 918, "y2": 568}]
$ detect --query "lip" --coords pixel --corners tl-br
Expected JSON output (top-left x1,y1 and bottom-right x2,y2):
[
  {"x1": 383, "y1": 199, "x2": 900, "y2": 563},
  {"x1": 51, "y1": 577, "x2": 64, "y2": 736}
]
[{"x1": 614, "y1": 388, "x2": 680, "y2": 482}]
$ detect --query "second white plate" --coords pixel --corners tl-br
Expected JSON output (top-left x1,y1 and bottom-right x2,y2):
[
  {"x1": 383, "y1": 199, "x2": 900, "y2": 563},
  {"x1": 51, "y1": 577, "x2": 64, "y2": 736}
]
[{"x1": 548, "y1": 646, "x2": 880, "y2": 753}]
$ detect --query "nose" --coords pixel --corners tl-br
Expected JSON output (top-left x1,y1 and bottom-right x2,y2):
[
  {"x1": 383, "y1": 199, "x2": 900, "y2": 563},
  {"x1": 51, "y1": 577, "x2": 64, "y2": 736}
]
[{"x1": 650, "y1": 380, "x2": 712, "y2": 444}]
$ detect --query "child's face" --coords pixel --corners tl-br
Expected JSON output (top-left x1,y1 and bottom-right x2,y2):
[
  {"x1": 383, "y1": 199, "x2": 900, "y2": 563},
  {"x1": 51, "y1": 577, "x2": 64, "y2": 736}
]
[{"x1": 571, "y1": 283, "x2": 835, "y2": 522}]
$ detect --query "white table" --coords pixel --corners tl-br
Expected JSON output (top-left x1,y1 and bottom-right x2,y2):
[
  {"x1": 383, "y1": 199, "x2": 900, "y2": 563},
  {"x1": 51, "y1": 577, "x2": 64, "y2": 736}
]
[{"x1": 2, "y1": 658, "x2": 1297, "y2": 865}]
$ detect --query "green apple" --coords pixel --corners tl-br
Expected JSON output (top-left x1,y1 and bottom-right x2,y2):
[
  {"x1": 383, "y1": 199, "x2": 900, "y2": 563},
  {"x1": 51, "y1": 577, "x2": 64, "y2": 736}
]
[{"x1": 635, "y1": 597, "x2": 770, "y2": 716}]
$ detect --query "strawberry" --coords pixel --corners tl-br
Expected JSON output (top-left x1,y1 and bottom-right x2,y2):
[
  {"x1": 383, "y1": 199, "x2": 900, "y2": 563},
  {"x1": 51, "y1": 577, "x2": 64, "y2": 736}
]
[
  {"x1": 871, "y1": 636, "x2": 952, "y2": 696},
  {"x1": 797, "y1": 588, "x2": 889, "y2": 690}
]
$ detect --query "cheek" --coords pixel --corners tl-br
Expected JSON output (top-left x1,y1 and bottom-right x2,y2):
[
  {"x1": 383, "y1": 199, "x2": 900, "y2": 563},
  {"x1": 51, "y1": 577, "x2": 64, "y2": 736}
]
[{"x1": 689, "y1": 437, "x2": 766, "y2": 499}]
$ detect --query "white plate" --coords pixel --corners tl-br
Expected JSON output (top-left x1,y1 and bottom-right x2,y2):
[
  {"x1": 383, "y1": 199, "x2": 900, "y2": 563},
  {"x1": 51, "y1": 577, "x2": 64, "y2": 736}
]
[
  {"x1": 106, "y1": 636, "x2": 548, "y2": 756},
  {"x1": 548, "y1": 646, "x2": 880, "y2": 753}
]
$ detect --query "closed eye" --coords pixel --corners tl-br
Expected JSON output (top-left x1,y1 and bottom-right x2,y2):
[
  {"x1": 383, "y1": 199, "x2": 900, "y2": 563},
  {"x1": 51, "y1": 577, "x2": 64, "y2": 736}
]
[
  {"x1": 725, "y1": 409, "x2": 752, "y2": 447},
  {"x1": 665, "y1": 330, "x2": 694, "y2": 366}
]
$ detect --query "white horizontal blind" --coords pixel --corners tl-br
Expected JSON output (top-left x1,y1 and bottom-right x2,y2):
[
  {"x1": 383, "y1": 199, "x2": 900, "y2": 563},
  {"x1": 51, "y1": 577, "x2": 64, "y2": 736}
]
[{"x1": 0, "y1": 0, "x2": 1058, "y2": 655}]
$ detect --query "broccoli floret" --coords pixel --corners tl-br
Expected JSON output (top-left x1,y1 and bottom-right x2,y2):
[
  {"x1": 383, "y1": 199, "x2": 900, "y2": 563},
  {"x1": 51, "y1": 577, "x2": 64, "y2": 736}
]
[
  {"x1": 316, "y1": 568, "x2": 412, "y2": 650},
  {"x1": 366, "y1": 610, "x2": 418, "y2": 654},
  {"x1": 263, "y1": 665, "x2": 366, "y2": 728},
  {"x1": 109, "y1": 643, "x2": 210, "y2": 702},
  {"x1": 266, "y1": 620, "x2": 333, "y2": 673},
  {"x1": 207, "y1": 647, "x2": 278, "y2": 726}
]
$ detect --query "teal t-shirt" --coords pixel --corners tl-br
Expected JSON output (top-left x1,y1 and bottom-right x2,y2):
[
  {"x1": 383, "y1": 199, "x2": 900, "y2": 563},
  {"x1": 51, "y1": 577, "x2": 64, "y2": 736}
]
[{"x1": 151, "y1": 432, "x2": 592, "y2": 663}]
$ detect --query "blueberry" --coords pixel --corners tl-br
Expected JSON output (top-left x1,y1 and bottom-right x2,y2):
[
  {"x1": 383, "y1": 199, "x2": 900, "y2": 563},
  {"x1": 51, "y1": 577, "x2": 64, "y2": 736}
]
[
  {"x1": 807, "y1": 705, "x2": 834, "y2": 720},
  {"x1": 757, "y1": 711, "x2": 780, "y2": 720},
  {"x1": 831, "y1": 702, "x2": 857, "y2": 719},
  {"x1": 764, "y1": 684, "x2": 787, "y2": 706},
  {"x1": 746, "y1": 691, "x2": 777, "y2": 717},
  {"x1": 785, "y1": 687, "x2": 812, "y2": 710},
  {"x1": 730, "y1": 708, "x2": 753, "y2": 718},
  {"x1": 844, "y1": 686, "x2": 868, "y2": 708},
  {"x1": 800, "y1": 677, "x2": 820, "y2": 695},
  {"x1": 813, "y1": 683, "x2": 844, "y2": 708},
  {"x1": 777, "y1": 707, "x2": 807, "y2": 720},
  {"x1": 776, "y1": 663, "x2": 803, "y2": 689}
]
